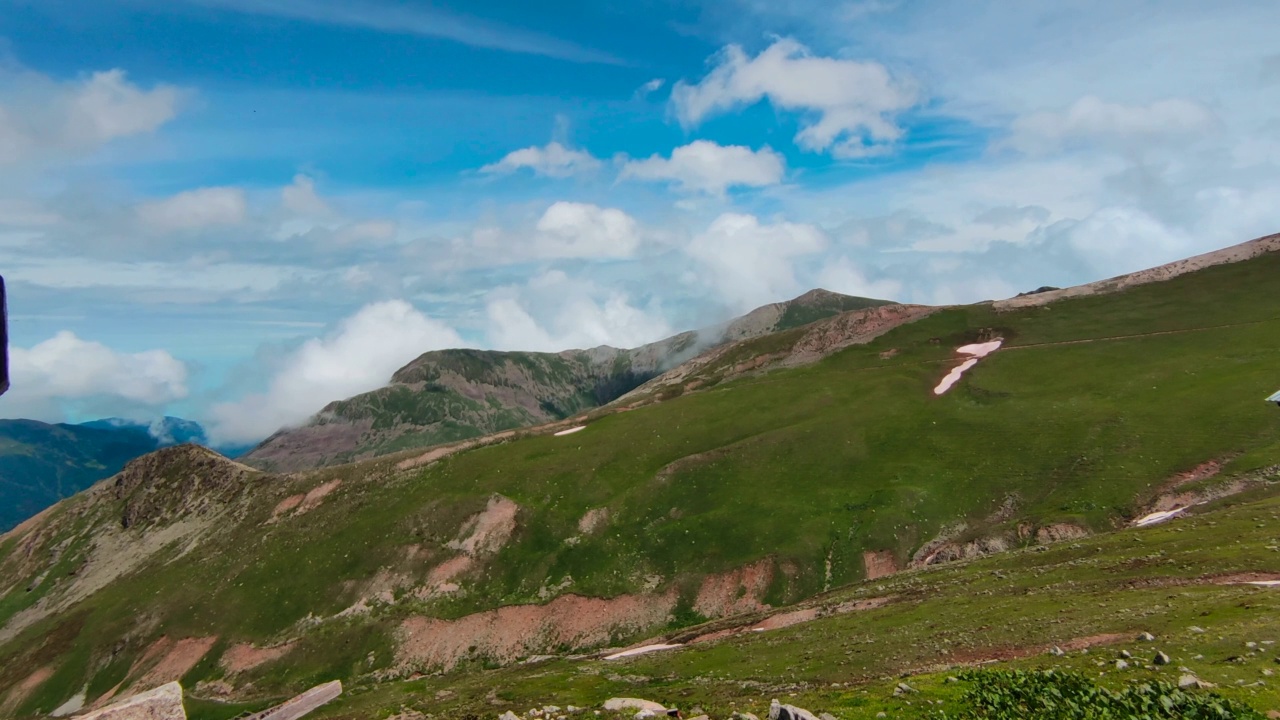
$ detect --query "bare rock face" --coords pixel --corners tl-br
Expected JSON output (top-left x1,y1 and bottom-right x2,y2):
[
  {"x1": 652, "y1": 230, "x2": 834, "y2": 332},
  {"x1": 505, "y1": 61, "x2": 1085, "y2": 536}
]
[{"x1": 113, "y1": 445, "x2": 255, "y2": 529}]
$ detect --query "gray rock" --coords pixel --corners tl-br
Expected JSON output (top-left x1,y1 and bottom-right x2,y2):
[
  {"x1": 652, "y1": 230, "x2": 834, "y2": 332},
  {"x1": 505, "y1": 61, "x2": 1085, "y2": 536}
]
[
  {"x1": 1049, "y1": 646, "x2": 1065, "y2": 656},
  {"x1": 768, "y1": 700, "x2": 818, "y2": 720},
  {"x1": 1189, "y1": 626, "x2": 1206, "y2": 633},
  {"x1": 499, "y1": 713, "x2": 520, "y2": 720},
  {"x1": 1179, "y1": 674, "x2": 1199, "y2": 689},
  {"x1": 945, "y1": 676, "x2": 959, "y2": 684},
  {"x1": 893, "y1": 682, "x2": 916, "y2": 696},
  {"x1": 605, "y1": 700, "x2": 667, "y2": 714},
  {"x1": 819, "y1": 714, "x2": 838, "y2": 720},
  {"x1": 1138, "y1": 632, "x2": 1156, "y2": 642},
  {"x1": 1154, "y1": 651, "x2": 1171, "y2": 666},
  {"x1": 731, "y1": 714, "x2": 758, "y2": 720},
  {"x1": 1119, "y1": 650, "x2": 1131, "y2": 659},
  {"x1": 1115, "y1": 659, "x2": 1130, "y2": 670}
]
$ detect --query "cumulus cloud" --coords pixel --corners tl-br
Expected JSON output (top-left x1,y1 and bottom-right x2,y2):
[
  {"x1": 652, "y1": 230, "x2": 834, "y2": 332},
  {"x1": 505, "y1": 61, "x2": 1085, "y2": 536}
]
[
  {"x1": 532, "y1": 201, "x2": 641, "y2": 258},
  {"x1": 3, "y1": 332, "x2": 188, "y2": 420},
  {"x1": 0, "y1": 68, "x2": 184, "y2": 164},
  {"x1": 136, "y1": 186, "x2": 248, "y2": 231},
  {"x1": 671, "y1": 38, "x2": 918, "y2": 157},
  {"x1": 485, "y1": 271, "x2": 671, "y2": 351},
  {"x1": 1006, "y1": 96, "x2": 1218, "y2": 154},
  {"x1": 480, "y1": 141, "x2": 602, "y2": 178},
  {"x1": 619, "y1": 140, "x2": 785, "y2": 195},
  {"x1": 686, "y1": 213, "x2": 828, "y2": 312},
  {"x1": 206, "y1": 300, "x2": 464, "y2": 444}
]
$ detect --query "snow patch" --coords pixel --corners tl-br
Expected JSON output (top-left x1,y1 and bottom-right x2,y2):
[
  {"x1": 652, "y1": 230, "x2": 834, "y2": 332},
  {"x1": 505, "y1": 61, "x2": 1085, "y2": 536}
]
[
  {"x1": 603, "y1": 644, "x2": 683, "y2": 660},
  {"x1": 933, "y1": 339, "x2": 1003, "y2": 395},
  {"x1": 1133, "y1": 506, "x2": 1189, "y2": 527}
]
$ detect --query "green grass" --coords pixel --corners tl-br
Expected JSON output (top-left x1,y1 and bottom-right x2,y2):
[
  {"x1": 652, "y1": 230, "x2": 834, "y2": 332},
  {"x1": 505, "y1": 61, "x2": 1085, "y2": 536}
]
[
  {"x1": 3, "y1": 252, "x2": 1280, "y2": 717},
  {"x1": 298, "y1": 488, "x2": 1280, "y2": 719}
]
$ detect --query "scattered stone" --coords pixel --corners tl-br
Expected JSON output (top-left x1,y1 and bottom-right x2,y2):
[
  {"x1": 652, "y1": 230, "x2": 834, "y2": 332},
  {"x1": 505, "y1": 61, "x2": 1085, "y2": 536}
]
[
  {"x1": 819, "y1": 714, "x2": 838, "y2": 720},
  {"x1": 1116, "y1": 660, "x2": 1129, "y2": 670},
  {"x1": 1154, "y1": 652, "x2": 1171, "y2": 666},
  {"x1": 1138, "y1": 632, "x2": 1156, "y2": 642},
  {"x1": 500, "y1": 712, "x2": 520, "y2": 720},
  {"x1": 1179, "y1": 674, "x2": 1200, "y2": 689},
  {"x1": 945, "y1": 676, "x2": 959, "y2": 684},
  {"x1": 768, "y1": 699, "x2": 819, "y2": 720},
  {"x1": 875, "y1": 714, "x2": 886, "y2": 719},
  {"x1": 1119, "y1": 650, "x2": 1132, "y2": 659},
  {"x1": 731, "y1": 714, "x2": 758, "y2": 720},
  {"x1": 1189, "y1": 626, "x2": 1206, "y2": 633},
  {"x1": 546, "y1": 707, "x2": 562, "y2": 715},
  {"x1": 1049, "y1": 646, "x2": 1065, "y2": 656},
  {"x1": 635, "y1": 712, "x2": 655, "y2": 720},
  {"x1": 1264, "y1": 669, "x2": 1275, "y2": 677},
  {"x1": 568, "y1": 708, "x2": 580, "y2": 714},
  {"x1": 1248, "y1": 642, "x2": 1259, "y2": 649},
  {"x1": 893, "y1": 682, "x2": 917, "y2": 696}
]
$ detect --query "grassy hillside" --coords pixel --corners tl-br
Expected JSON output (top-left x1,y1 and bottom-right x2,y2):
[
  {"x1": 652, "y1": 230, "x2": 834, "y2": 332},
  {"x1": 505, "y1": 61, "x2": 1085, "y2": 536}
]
[
  {"x1": 1, "y1": 250, "x2": 1279, "y2": 718},
  {"x1": 311, "y1": 485, "x2": 1280, "y2": 720},
  {"x1": 245, "y1": 291, "x2": 894, "y2": 472}
]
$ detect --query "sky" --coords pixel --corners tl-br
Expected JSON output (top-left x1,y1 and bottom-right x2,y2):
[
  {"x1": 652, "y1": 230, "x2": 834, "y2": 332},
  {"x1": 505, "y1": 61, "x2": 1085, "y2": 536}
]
[{"x1": 1, "y1": 0, "x2": 1279, "y2": 444}]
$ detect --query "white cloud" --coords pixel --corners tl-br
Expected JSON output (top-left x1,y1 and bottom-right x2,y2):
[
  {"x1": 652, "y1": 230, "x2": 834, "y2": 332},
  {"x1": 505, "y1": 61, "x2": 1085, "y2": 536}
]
[
  {"x1": 619, "y1": 140, "x2": 785, "y2": 195},
  {"x1": 485, "y1": 271, "x2": 671, "y2": 352},
  {"x1": 671, "y1": 37, "x2": 918, "y2": 157},
  {"x1": 4, "y1": 332, "x2": 188, "y2": 420},
  {"x1": 136, "y1": 186, "x2": 248, "y2": 231},
  {"x1": 0, "y1": 68, "x2": 183, "y2": 164},
  {"x1": 281, "y1": 174, "x2": 333, "y2": 217},
  {"x1": 532, "y1": 201, "x2": 641, "y2": 258},
  {"x1": 480, "y1": 141, "x2": 602, "y2": 178},
  {"x1": 816, "y1": 257, "x2": 903, "y2": 300},
  {"x1": 686, "y1": 213, "x2": 828, "y2": 311},
  {"x1": 635, "y1": 78, "x2": 666, "y2": 98},
  {"x1": 1006, "y1": 96, "x2": 1218, "y2": 155},
  {"x1": 206, "y1": 300, "x2": 464, "y2": 444}
]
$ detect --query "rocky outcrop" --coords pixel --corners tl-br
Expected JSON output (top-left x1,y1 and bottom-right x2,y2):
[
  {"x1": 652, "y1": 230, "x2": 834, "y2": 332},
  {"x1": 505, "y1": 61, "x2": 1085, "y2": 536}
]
[{"x1": 113, "y1": 445, "x2": 256, "y2": 529}]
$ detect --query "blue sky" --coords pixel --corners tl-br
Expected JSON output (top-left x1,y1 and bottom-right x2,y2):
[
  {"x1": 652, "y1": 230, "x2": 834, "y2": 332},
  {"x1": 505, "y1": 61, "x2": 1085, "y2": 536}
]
[{"x1": 2, "y1": 0, "x2": 1279, "y2": 444}]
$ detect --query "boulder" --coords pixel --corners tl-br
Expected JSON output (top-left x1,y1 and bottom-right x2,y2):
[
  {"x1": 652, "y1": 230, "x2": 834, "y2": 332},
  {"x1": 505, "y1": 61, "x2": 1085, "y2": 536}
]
[
  {"x1": 768, "y1": 699, "x2": 819, "y2": 720},
  {"x1": 605, "y1": 700, "x2": 667, "y2": 715}
]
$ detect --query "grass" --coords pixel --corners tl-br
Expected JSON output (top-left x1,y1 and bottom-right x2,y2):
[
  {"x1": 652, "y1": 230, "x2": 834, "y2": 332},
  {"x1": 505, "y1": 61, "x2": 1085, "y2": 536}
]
[
  {"x1": 2, "y1": 252, "x2": 1280, "y2": 717},
  {"x1": 300, "y1": 487, "x2": 1280, "y2": 719}
]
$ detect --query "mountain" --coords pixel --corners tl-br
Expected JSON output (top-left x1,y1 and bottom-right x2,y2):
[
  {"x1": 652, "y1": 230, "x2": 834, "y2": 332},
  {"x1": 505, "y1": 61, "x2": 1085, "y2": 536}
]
[
  {"x1": 243, "y1": 289, "x2": 894, "y2": 472},
  {"x1": 78, "y1": 417, "x2": 257, "y2": 459},
  {"x1": 0, "y1": 417, "x2": 254, "y2": 533},
  {"x1": 2, "y1": 234, "x2": 1280, "y2": 719}
]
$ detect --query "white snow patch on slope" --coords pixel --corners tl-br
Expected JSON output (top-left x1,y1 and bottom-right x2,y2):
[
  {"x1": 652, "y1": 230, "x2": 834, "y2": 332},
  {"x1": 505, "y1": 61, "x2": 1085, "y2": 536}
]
[{"x1": 933, "y1": 339, "x2": 1003, "y2": 395}]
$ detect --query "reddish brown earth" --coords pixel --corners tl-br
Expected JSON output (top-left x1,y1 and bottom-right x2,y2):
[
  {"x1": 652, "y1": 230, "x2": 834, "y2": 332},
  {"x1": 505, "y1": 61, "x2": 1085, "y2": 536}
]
[
  {"x1": 395, "y1": 591, "x2": 679, "y2": 671},
  {"x1": 862, "y1": 550, "x2": 900, "y2": 580},
  {"x1": 295, "y1": 479, "x2": 341, "y2": 515},
  {"x1": 694, "y1": 558, "x2": 776, "y2": 617},
  {"x1": 220, "y1": 642, "x2": 297, "y2": 674},
  {"x1": 0, "y1": 666, "x2": 53, "y2": 714},
  {"x1": 130, "y1": 636, "x2": 218, "y2": 693}
]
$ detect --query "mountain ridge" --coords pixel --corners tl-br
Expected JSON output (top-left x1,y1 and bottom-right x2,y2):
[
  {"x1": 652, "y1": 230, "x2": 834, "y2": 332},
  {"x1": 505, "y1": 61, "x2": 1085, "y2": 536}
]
[{"x1": 242, "y1": 289, "x2": 894, "y2": 472}]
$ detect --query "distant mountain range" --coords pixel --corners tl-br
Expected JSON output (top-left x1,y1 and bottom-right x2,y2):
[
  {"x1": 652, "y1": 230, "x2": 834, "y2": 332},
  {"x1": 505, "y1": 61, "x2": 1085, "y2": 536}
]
[{"x1": 0, "y1": 416, "x2": 253, "y2": 532}]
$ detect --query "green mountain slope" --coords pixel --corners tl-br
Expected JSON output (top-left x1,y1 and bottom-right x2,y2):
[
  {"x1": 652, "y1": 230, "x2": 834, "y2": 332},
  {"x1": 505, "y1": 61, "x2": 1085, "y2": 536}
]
[
  {"x1": 2, "y1": 242, "x2": 1280, "y2": 718},
  {"x1": 244, "y1": 289, "x2": 894, "y2": 472}
]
